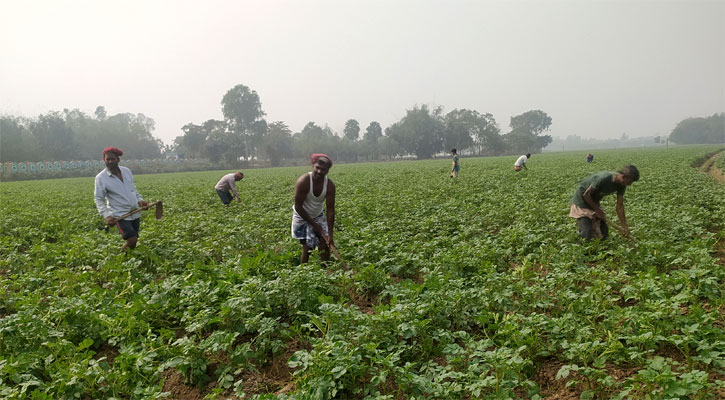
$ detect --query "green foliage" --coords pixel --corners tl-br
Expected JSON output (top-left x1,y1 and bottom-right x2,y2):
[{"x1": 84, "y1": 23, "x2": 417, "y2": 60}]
[
  {"x1": 0, "y1": 110, "x2": 162, "y2": 163},
  {"x1": 506, "y1": 110, "x2": 553, "y2": 154},
  {"x1": 343, "y1": 119, "x2": 361, "y2": 141},
  {"x1": 1, "y1": 146, "x2": 724, "y2": 398},
  {"x1": 670, "y1": 113, "x2": 725, "y2": 145},
  {"x1": 387, "y1": 105, "x2": 446, "y2": 159},
  {"x1": 510, "y1": 109, "x2": 552, "y2": 136}
]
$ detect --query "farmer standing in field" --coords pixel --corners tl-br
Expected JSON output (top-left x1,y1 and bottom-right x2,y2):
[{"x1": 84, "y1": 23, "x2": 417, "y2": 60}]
[
  {"x1": 291, "y1": 154, "x2": 336, "y2": 264},
  {"x1": 215, "y1": 171, "x2": 244, "y2": 206},
  {"x1": 450, "y1": 148, "x2": 460, "y2": 178},
  {"x1": 514, "y1": 153, "x2": 531, "y2": 171},
  {"x1": 569, "y1": 165, "x2": 640, "y2": 241},
  {"x1": 94, "y1": 147, "x2": 148, "y2": 251}
]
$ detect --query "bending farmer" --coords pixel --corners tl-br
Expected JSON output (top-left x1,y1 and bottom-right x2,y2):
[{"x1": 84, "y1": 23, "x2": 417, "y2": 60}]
[
  {"x1": 569, "y1": 165, "x2": 640, "y2": 240},
  {"x1": 514, "y1": 153, "x2": 531, "y2": 171},
  {"x1": 215, "y1": 171, "x2": 244, "y2": 206},
  {"x1": 291, "y1": 154, "x2": 336, "y2": 264},
  {"x1": 94, "y1": 147, "x2": 148, "y2": 251}
]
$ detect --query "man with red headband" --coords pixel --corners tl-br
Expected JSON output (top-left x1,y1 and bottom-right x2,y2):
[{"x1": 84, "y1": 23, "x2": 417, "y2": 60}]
[
  {"x1": 291, "y1": 153, "x2": 336, "y2": 263},
  {"x1": 94, "y1": 147, "x2": 148, "y2": 251}
]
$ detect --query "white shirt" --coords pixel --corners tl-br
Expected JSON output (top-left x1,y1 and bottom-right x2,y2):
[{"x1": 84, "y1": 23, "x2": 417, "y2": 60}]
[
  {"x1": 94, "y1": 166, "x2": 144, "y2": 220},
  {"x1": 514, "y1": 155, "x2": 528, "y2": 167},
  {"x1": 293, "y1": 172, "x2": 328, "y2": 217},
  {"x1": 215, "y1": 173, "x2": 239, "y2": 197}
]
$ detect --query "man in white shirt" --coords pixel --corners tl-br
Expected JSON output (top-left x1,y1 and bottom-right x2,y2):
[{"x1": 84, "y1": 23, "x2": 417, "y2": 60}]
[
  {"x1": 215, "y1": 172, "x2": 244, "y2": 206},
  {"x1": 94, "y1": 147, "x2": 148, "y2": 251},
  {"x1": 514, "y1": 153, "x2": 531, "y2": 172}
]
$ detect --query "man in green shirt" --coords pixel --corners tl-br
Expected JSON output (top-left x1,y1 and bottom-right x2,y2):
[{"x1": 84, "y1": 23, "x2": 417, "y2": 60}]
[
  {"x1": 569, "y1": 165, "x2": 640, "y2": 240},
  {"x1": 450, "y1": 148, "x2": 460, "y2": 178}
]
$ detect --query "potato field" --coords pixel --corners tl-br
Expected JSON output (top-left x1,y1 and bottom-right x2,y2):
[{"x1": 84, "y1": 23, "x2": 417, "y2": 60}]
[{"x1": 1, "y1": 146, "x2": 724, "y2": 399}]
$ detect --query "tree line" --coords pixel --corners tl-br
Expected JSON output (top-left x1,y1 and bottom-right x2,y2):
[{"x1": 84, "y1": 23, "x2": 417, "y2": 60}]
[
  {"x1": 0, "y1": 83, "x2": 555, "y2": 166},
  {"x1": 172, "y1": 84, "x2": 554, "y2": 166},
  {"x1": 1, "y1": 107, "x2": 163, "y2": 162},
  {"x1": 668, "y1": 113, "x2": 724, "y2": 145},
  {"x1": 4, "y1": 82, "x2": 720, "y2": 167}
]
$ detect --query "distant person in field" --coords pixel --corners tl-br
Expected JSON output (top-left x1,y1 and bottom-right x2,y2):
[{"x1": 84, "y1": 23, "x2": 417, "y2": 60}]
[
  {"x1": 450, "y1": 148, "x2": 460, "y2": 178},
  {"x1": 94, "y1": 147, "x2": 148, "y2": 251},
  {"x1": 215, "y1": 171, "x2": 244, "y2": 206},
  {"x1": 569, "y1": 165, "x2": 640, "y2": 241},
  {"x1": 291, "y1": 154, "x2": 336, "y2": 264},
  {"x1": 514, "y1": 153, "x2": 531, "y2": 171},
  {"x1": 586, "y1": 153, "x2": 594, "y2": 163}
]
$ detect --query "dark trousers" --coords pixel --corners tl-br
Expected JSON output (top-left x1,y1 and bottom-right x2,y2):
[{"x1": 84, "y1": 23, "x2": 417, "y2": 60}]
[
  {"x1": 216, "y1": 189, "x2": 233, "y2": 205},
  {"x1": 577, "y1": 217, "x2": 609, "y2": 240}
]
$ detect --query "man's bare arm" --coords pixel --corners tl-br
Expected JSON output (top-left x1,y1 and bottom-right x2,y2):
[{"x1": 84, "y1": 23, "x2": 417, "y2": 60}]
[
  {"x1": 615, "y1": 194, "x2": 629, "y2": 233},
  {"x1": 582, "y1": 186, "x2": 604, "y2": 219}
]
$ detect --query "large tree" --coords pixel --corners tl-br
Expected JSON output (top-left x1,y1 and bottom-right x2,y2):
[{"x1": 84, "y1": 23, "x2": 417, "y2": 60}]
[
  {"x1": 221, "y1": 84, "x2": 267, "y2": 160},
  {"x1": 510, "y1": 109, "x2": 552, "y2": 135},
  {"x1": 364, "y1": 121, "x2": 383, "y2": 144},
  {"x1": 669, "y1": 113, "x2": 725, "y2": 144},
  {"x1": 179, "y1": 123, "x2": 208, "y2": 159},
  {"x1": 94, "y1": 105, "x2": 107, "y2": 120},
  {"x1": 262, "y1": 121, "x2": 293, "y2": 167},
  {"x1": 343, "y1": 119, "x2": 360, "y2": 141},
  {"x1": 30, "y1": 111, "x2": 77, "y2": 160},
  {"x1": 472, "y1": 112, "x2": 503, "y2": 155},
  {"x1": 363, "y1": 121, "x2": 383, "y2": 160},
  {"x1": 443, "y1": 109, "x2": 478, "y2": 152},
  {"x1": 294, "y1": 122, "x2": 339, "y2": 160},
  {"x1": 387, "y1": 105, "x2": 445, "y2": 159},
  {"x1": 506, "y1": 110, "x2": 553, "y2": 154},
  {"x1": 201, "y1": 119, "x2": 230, "y2": 164}
]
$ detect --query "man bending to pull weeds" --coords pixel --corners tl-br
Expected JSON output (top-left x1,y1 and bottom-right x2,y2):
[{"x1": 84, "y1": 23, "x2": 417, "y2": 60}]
[
  {"x1": 215, "y1": 171, "x2": 244, "y2": 206},
  {"x1": 569, "y1": 165, "x2": 639, "y2": 241},
  {"x1": 291, "y1": 154, "x2": 336, "y2": 264}
]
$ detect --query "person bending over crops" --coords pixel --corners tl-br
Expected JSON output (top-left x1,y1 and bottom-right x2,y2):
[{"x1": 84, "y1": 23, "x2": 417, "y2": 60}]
[
  {"x1": 514, "y1": 153, "x2": 531, "y2": 171},
  {"x1": 450, "y1": 148, "x2": 460, "y2": 178},
  {"x1": 94, "y1": 147, "x2": 148, "y2": 251},
  {"x1": 569, "y1": 165, "x2": 640, "y2": 241},
  {"x1": 291, "y1": 154, "x2": 336, "y2": 263},
  {"x1": 215, "y1": 171, "x2": 244, "y2": 206}
]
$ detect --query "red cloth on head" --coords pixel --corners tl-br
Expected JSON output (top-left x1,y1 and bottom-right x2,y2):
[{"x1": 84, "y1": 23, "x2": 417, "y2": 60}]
[
  {"x1": 310, "y1": 153, "x2": 332, "y2": 167},
  {"x1": 102, "y1": 146, "x2": 124, "y2": 158}
]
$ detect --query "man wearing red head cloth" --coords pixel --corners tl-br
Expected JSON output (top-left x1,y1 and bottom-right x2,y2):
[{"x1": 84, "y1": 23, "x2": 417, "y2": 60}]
[
  {"x1": 291, "y1": 154, "x2": 336, "y2": 263},
  {"x1": 94, "y1": 147, "x2": 148, "y2": 251}
]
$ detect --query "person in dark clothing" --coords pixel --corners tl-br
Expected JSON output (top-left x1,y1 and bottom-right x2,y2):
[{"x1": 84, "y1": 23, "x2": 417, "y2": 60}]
[{"x1": 569, "y1": 165, "x2": 639, "y2": 240}]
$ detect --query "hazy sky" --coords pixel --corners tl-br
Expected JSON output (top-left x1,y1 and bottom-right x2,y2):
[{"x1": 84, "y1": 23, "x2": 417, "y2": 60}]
[{"x1": 2, "y1": 0, "x2": 723, "y2": 145}]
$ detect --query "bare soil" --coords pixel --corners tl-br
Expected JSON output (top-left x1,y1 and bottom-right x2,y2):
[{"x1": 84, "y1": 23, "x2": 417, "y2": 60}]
[{"x1": 700, "y1": 151, "x2": 725, "y2": 183}]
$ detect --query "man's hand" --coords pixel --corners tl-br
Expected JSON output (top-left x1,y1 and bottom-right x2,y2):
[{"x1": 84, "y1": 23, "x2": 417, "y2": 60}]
[
  {"x1": 312, "y1": 222, "x2": 326, "y2": 239},
  {"x1": 594, "y1": 208, "x2": 606, "y2": 220},
  {"x1": 236, "y1": 197, "x2": 242, "y2": 203},
  {"x1": 105, "y1": 216, "x2": 116, "y2": 226},
  {"x1": 139, "y1": 200, "x2": 149, "y2": 209}
]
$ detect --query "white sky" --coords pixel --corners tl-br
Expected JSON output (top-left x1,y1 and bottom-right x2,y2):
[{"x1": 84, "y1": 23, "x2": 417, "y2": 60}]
[{"x1": 1, "y1": 0, "x2": 723, "y2": 144}]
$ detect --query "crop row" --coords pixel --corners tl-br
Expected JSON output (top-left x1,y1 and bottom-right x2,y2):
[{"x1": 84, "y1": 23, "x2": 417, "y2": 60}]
[{"x1": 1, "y1": 146, "x2": 724, "y2": 399}]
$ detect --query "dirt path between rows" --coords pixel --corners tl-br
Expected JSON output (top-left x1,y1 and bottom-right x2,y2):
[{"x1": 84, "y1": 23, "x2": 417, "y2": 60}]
[{"x1": 700, "y1": 150, "x2": 725, "y2": 183}]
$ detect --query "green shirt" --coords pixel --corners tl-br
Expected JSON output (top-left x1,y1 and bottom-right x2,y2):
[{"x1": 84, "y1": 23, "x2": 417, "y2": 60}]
[
  {"x1": 571, "y1": 171, "x2": 626, "y2": 209},
  {"x1": 452, "y1": 155, "x2": 459, "y2": 167}
]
